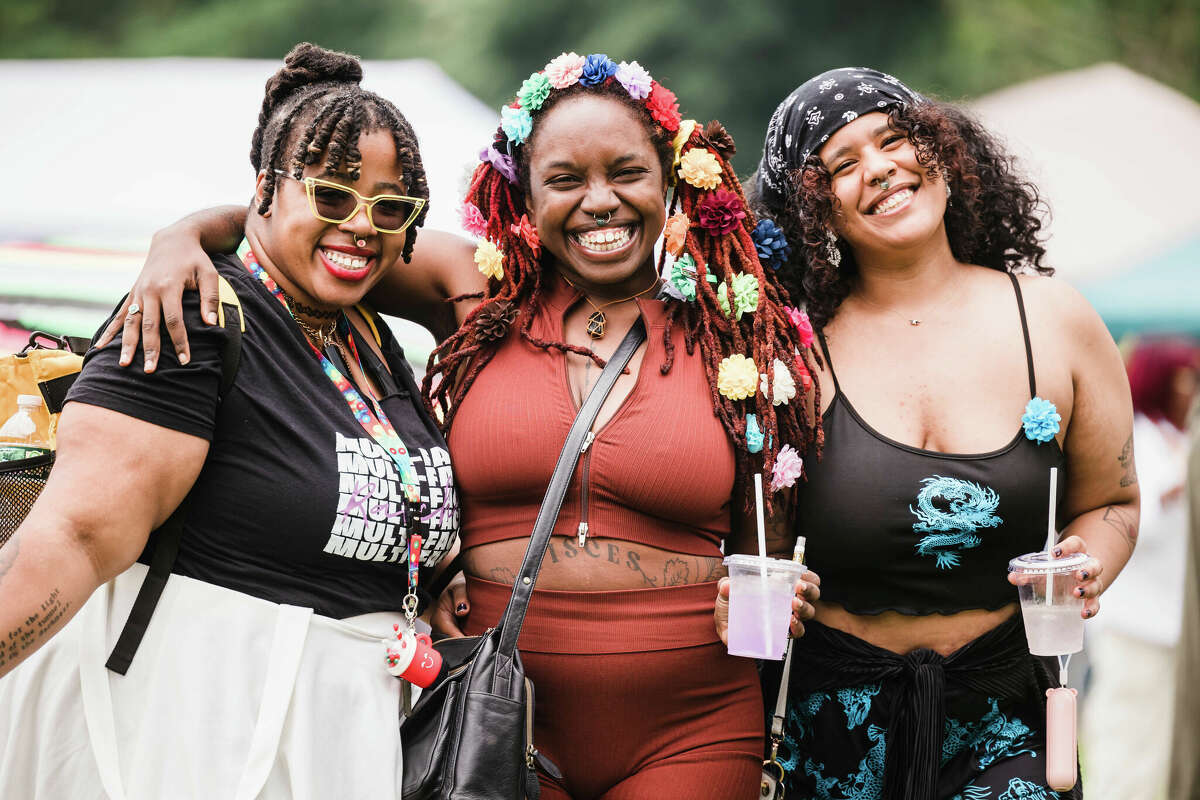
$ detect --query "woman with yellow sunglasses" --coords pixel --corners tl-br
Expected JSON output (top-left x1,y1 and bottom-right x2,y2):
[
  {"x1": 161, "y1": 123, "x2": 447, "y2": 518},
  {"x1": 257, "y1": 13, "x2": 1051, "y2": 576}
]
[{"x1": 0, "y1": 43, "x2": 458, "y2": 799}]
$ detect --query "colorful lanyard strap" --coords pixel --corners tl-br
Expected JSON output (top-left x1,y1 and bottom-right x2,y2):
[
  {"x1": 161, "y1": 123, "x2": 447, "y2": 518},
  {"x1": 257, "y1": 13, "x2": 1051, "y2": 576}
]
[{"x1": 237, "y1": 240, "x2": 422, "y2": 504}]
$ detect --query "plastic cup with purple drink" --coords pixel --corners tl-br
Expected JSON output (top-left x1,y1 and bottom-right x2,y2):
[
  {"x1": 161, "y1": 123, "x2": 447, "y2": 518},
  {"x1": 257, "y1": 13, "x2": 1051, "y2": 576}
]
[{"x1": 722, "y1": 554, "x2": 807, "y2": 660}]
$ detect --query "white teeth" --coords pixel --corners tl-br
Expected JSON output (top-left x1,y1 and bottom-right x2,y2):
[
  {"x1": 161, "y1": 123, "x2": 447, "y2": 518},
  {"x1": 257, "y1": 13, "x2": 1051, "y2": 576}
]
[
  {"x1": 323, "y1": 249, "x2": 369, "y2": 269},
  {"x1": 573, "y1": 226, "x2": 632, "y2": 252},
  {"x1": 870, "y1": 188, "x2": 914, "y2": 215}
]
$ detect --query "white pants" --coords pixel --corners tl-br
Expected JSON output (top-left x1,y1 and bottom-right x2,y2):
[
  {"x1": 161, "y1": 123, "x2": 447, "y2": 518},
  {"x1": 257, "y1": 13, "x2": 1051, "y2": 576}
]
[
  {"x1": 0, "y1": 564, "x2": 407, "y2": 799},
  {"x1": 1081, "y1": 630, "x2": 1176, "y2": 800}
]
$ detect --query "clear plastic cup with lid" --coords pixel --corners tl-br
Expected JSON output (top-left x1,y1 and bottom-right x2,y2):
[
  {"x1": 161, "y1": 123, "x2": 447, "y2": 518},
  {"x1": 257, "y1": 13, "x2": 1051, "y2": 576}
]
[
  {"x1": 1008, "y1": 551, "x2": 1090, "y2": 656},
  {"x1": 722, "y1": 554, "x2": 807, "y2": 660}
]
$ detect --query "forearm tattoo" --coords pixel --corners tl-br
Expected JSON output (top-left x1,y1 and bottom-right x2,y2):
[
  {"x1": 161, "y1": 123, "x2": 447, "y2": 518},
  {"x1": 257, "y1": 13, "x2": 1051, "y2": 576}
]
[
  {"x1": 1100, "y1": 504, "x2": 1138, "y2": 555},
  {"x1": 0, "y1": 587, "x2": 71, "y2": 672},
  {"x1": 1118, "y1": 434, "x2": 1138, "y2": 488}
]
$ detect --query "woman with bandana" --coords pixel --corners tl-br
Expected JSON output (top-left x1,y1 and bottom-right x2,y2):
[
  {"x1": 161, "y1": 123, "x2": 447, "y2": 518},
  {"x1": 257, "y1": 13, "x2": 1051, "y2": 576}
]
[{"x1": 744, "y1": 68, "x2": 1138, "y2": 799}]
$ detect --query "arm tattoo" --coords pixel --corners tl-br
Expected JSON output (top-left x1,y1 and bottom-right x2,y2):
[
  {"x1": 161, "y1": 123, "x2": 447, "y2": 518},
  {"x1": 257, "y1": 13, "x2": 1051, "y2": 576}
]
[
  {"x1": 1118, "y1": 435, "x2": 1138, "y2": 488},
  {"x1": 1100, "y1": 504, "x2": 1138, "y2": 555},
  {"x1": 0, "y1": 587, "x2": 70, "y2": 672}
]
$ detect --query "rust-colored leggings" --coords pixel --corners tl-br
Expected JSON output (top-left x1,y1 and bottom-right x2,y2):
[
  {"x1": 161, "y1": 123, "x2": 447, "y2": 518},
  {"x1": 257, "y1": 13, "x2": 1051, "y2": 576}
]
[{"x1": 463, "y1": 576, "x2": 763, "y2": 800}]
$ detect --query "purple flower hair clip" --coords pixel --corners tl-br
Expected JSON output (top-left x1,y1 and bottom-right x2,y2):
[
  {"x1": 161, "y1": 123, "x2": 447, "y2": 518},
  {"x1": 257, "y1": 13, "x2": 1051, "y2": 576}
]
[{"x1": 480, "y1": 145, "x2": 518, "y2": 185}]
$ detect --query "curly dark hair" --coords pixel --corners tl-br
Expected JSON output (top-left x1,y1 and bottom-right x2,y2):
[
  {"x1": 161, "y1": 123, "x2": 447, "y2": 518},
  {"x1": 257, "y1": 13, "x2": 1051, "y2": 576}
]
[
  {"x1": 250, "y1": 42, "x2": 429, "y2": 262},
  {"x1": 746, "y1": 100, "x2": 1051, "y2": 330}
]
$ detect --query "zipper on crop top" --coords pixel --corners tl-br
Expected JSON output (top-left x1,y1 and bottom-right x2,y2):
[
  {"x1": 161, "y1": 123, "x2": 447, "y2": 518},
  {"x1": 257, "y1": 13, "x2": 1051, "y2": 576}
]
[{"x1": 577, "y1": 431, "x2": 595, "y2": 546}]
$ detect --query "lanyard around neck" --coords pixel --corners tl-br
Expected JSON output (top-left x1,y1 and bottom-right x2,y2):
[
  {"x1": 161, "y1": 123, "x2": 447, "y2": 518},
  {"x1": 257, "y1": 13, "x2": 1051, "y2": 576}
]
[{"x1": 237, "y1": 240, "x2": 421, "y2": 502}]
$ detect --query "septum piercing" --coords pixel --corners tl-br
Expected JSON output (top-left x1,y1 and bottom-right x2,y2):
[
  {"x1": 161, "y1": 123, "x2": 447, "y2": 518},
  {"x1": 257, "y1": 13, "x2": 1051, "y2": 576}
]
[{"x1": 592, "y1": 211, "x2": 612, "y2": 226}]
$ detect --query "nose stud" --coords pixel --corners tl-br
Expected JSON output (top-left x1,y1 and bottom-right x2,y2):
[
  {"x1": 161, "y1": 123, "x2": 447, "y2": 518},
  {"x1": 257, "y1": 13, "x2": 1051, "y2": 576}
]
[{"x1": 592, "y1": 211, "x2": 612, "y2": 226}]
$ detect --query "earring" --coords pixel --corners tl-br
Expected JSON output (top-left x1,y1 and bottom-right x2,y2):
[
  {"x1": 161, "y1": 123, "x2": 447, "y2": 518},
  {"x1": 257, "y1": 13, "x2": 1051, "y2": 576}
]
[{"x1": 825, "y1": 230, "x2": 842, "y2": 269}]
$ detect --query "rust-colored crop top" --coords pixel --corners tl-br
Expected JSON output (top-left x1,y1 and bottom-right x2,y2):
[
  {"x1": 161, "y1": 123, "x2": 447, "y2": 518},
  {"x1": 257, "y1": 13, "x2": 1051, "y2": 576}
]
[{"x1": 449, "y1": 274, "x2": 734, "y2": 557}]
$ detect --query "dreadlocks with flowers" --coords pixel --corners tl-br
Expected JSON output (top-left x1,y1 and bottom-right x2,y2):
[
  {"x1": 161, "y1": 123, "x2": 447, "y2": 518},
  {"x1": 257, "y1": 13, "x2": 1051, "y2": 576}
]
[{"x1": 422, "y1": 52, "x2": 823, "y2": 501}]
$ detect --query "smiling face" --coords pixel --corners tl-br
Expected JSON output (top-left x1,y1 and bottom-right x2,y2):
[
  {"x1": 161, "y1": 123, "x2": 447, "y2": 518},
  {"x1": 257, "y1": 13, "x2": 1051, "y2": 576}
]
[
  {"x1": 250, "y1": 128, "x2": 408, "y2": 310},
  {"x1": 524, "y1": 94, "x2": 669, "y2": 297},
  {"x1": 819, "y1": 111, "x2": 947, "y2": 260}
]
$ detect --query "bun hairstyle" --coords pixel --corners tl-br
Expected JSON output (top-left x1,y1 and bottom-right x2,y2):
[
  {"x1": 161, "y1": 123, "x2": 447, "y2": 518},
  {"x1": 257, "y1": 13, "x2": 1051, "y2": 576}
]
[
  {"x1": 423, "y1": 54, "x2": 823, "y2": 501},
  {"x1": 250, "y1": 42, "x2": 429, "y2": 262}
]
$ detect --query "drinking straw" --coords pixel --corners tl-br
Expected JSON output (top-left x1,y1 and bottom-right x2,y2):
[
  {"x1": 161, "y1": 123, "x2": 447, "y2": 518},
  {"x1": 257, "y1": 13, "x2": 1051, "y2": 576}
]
[
  {"x1": 754, "y1": 474, "x2": 773, "y2": 654},
  {"x1": 1045, "y1": 467, "x2": 1058, "y2": 605}
]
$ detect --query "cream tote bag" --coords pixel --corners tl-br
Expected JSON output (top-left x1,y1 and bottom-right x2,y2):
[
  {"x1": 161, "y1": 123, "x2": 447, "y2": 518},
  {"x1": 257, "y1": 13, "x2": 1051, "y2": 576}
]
[{"x1": 0, "y1": 563, "x2": 407, "y2": 799}]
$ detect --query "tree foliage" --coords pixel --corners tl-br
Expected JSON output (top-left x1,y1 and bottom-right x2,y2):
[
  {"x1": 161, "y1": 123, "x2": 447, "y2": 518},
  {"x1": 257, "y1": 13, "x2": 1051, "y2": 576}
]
[{"x1": 3, "y1": 0, "x2": 1198, "y2": 170}]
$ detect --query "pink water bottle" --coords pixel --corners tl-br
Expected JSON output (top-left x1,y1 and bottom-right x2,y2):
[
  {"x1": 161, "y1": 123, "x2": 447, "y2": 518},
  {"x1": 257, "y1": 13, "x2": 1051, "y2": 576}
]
[
  {"x1": 384, "y1": 625, "x2": 443, "y2": 688},
  {"x1": 1045, "y1": 687, "x2": 1078, "y2": 791}
]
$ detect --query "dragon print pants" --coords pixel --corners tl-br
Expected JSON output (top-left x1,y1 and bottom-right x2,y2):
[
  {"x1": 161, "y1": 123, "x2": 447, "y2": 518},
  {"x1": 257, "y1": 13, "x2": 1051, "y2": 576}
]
[{"x1": 776, "y1": 678, "x2": 1080, "y2": 800}]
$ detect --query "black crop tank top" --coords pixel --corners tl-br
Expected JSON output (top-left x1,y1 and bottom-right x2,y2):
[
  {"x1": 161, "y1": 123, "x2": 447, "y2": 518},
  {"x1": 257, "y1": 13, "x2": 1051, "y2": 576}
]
[{"x1": 794, "y1": 273, "x2": 1067, "y2": 615}]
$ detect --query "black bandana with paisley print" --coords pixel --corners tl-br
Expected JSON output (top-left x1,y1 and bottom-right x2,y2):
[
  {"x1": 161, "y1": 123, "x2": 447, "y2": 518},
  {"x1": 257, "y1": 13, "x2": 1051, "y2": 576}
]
[{"x1": 755, "y1": 67, "x2": 923, "y2": 213}]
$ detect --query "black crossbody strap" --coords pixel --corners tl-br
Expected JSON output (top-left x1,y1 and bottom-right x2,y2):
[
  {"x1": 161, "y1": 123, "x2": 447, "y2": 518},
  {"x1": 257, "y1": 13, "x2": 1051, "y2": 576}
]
[
  {"x1": 105, "y1": 281, "x2": 244, "y2": 675},
  {"x1": 495, "y1": 318, "x2": 646, "y2": 667}
]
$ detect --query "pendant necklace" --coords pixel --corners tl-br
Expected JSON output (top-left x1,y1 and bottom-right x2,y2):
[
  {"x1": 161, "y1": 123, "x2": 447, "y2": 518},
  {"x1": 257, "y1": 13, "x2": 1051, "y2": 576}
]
[{"x1": 561, "y1": 273, "x2": 660, "y2": 339}]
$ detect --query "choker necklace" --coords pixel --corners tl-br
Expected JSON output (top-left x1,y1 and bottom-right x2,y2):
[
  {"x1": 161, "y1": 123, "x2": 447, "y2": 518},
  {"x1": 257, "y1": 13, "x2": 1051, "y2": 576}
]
[
  {"x1": 283, "y1": 292, "x2": 340, "y2": 320},
  {"x1": 561, "y1": 273, "x2": 659, "y2": 339}
]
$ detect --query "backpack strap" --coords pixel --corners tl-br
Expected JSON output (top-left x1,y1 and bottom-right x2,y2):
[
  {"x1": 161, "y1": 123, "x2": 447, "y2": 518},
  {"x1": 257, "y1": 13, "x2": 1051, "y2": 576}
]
[{"x1": 105, "y1": 275, "x2": 244, "y2": 675}]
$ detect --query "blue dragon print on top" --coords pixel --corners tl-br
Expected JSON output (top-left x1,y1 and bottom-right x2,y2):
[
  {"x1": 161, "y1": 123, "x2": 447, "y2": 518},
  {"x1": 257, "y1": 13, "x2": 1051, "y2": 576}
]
[
  {"x1": 803, "y1": 725, "x2": 887, "y2": 800},
  {"x1": 838, "y1": 684, "x2": 881, "y2": 729},
  {"x1": 910, "y1": 475, "x2": 1003, "y2": 568}
]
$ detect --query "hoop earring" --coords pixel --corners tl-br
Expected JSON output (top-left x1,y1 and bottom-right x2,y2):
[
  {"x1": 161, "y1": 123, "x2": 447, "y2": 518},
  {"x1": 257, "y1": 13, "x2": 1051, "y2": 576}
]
[{"x1": 825, "y1": 230, "x2": 842, "y2": 269}]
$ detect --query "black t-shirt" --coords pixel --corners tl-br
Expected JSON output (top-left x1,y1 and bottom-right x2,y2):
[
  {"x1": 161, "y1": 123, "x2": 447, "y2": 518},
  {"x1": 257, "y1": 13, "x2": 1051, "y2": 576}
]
[{"x1": 66, "y1": 253, "x2": 459, "y2": 619}]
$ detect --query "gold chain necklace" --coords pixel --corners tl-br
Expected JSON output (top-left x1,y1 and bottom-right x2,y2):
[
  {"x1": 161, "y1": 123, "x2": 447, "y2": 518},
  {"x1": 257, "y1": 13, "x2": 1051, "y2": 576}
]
[
  {"x1": 855, "y1": 281, "x2": 963, "y2": 327},
  {"x1": 560, "y1": 273, "x2": 660, "y2": 339}
]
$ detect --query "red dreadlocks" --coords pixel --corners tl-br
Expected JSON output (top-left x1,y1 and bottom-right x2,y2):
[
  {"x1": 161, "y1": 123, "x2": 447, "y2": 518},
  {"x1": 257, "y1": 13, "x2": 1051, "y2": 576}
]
[{"x1": 421, "y1": 61, "x2": 822, "y2": 503}]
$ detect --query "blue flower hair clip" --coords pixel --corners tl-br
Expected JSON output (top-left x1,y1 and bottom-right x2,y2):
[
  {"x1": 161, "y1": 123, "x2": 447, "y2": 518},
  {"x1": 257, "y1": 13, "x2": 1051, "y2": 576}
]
[
  {"x1": 751, "y1": 218, "x2": 791, "y2": 271},
  {"x1": 1021, "y1": 397, "x2": 1061, "y2": 444},
  {"x1": 745, "y1": 413, "x2": 765, "y2": 453}
]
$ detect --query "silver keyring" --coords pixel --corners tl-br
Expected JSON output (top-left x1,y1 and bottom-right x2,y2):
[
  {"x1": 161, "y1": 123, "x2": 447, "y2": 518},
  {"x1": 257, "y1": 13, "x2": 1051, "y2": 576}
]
[{"x1": 592, "y1": 211, "x2": 612, "y2": 226}]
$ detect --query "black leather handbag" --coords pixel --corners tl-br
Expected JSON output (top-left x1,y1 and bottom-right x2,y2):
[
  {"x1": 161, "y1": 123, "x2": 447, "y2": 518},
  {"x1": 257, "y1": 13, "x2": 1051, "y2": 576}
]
[{"x1": 400, "y1": 318, "x2": 647, "y2": 800}]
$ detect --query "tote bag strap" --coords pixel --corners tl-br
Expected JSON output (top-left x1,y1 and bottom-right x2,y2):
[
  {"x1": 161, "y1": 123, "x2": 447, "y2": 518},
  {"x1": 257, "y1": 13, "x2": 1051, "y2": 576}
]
[{"x1": 495, "y1": 317, "x2": 646, "y2": 666}]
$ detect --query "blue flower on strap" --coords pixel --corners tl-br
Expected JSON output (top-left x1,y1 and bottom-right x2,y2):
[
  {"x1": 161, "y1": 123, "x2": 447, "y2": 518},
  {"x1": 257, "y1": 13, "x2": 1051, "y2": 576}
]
[
  {"x1": 1021, "y1": 397, "x2": 1061, "y2": 444},
  {"x1": 751, "y1": 219, "x2": 791, "y2": 270},
  {"x1": 580, "y1": 54, "x2": 618, "y2": 86}
]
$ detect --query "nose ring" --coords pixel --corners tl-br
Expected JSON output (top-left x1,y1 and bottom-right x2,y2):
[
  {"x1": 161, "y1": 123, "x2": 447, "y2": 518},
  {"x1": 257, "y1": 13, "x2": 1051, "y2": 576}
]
[
  {"x1": 355, "y1": 238, "x2": 366, "y2": 248},
  {"x1": 876, "y1": 178, "x2": 891, "y2": 191},
  {"x1": 592, "y1": 211, "x2": 612, "y2": 226}
]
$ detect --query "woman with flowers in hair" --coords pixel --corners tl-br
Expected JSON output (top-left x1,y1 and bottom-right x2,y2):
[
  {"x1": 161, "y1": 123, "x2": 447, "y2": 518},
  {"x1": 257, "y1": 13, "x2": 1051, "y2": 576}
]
[
  {"x1": 104, "y1": 50, "x2": 822, "y2": 798},
  {"x1": 745, "y1": 67, "x2": 1138, "y2": 799}
]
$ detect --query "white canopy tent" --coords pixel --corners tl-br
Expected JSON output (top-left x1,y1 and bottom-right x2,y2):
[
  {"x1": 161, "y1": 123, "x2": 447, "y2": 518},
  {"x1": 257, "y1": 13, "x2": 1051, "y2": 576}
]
[
  {"x1": 970, "y1": 63, "x2": 1200, "y2": 284},
  {"x1": 0, "y1": 57, "x2": 497, "y2": 241},
  {"x1": 0, "y1": 57, "x2": 500, "y2": 358}
]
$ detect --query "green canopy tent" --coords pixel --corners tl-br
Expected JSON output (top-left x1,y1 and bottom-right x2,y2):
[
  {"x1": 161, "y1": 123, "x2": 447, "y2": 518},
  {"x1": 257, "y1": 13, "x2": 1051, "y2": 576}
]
[{"x1": 1078, "y1": 234, "x2": 1200, "y2": 342}]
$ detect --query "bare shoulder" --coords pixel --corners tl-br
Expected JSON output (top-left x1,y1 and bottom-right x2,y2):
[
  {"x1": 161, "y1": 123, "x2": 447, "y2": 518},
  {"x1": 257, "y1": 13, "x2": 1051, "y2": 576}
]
[{"x1": 1014, "y1": 272, "x2": 1109, "y2": 345}]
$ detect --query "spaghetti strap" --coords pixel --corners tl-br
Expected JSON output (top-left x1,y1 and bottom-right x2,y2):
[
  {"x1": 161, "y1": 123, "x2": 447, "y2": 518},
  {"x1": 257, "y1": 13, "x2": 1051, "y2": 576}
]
[
  {"x1": 816, "y1": 329, "x2": 842, "y2": 394},
  {"x1": 1008, "y1": 272, "x2": 1037, "y2": 398}
]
